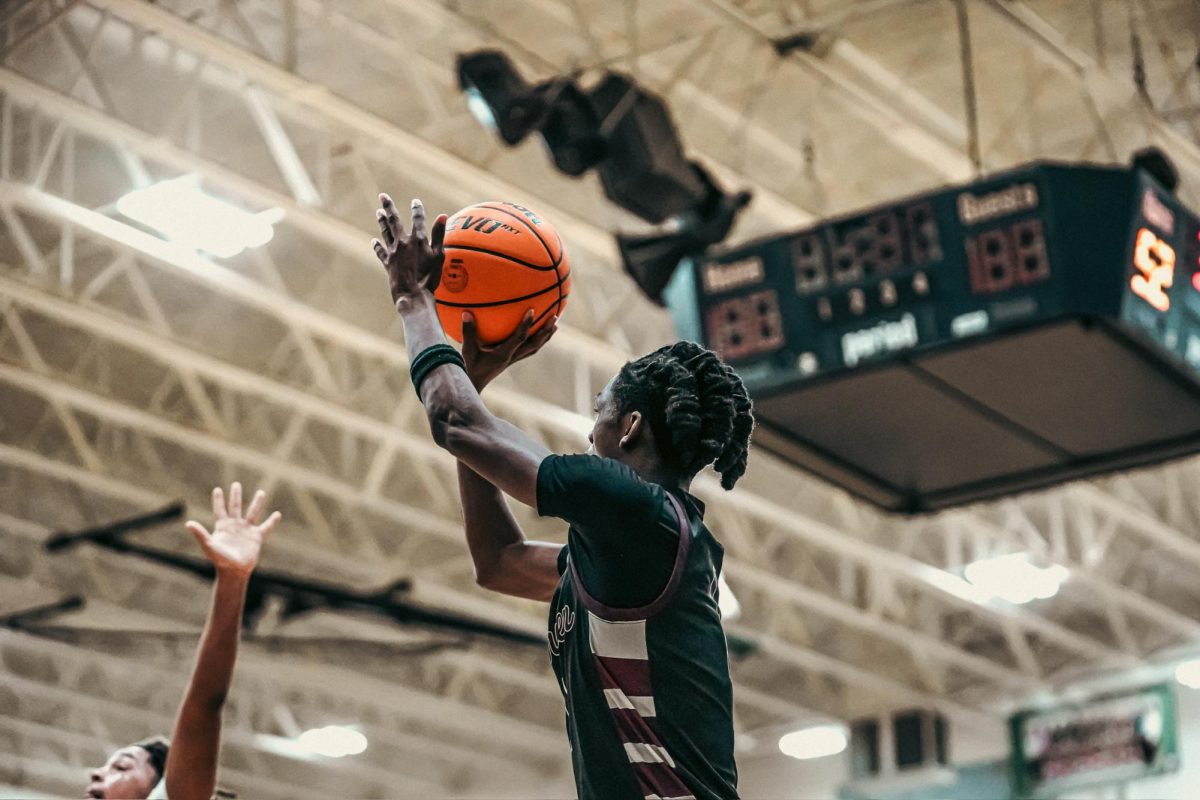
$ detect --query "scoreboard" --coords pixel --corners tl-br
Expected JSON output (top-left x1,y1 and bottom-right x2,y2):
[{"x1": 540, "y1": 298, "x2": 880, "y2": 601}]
[{"x1": 665, "y1": 162, "x2": 1200, "y2": 512}]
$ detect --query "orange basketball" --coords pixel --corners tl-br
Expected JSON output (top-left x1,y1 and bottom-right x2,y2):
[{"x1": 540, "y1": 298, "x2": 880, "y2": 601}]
[{"x1": 435, "y1": 201, "x2": 571, "y2": 345}]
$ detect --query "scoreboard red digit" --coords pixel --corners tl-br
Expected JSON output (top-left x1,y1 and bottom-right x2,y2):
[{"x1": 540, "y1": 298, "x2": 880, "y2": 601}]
[{"x1": 703, "y1": 289, "x2": 785, "y2": 362}]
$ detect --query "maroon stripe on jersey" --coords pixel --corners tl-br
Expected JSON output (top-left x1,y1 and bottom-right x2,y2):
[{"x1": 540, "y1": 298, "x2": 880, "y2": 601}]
[
  {"x1": 632, "y1": 761, "x2": 694, "y2": 798},
  {"x1": 607, "y1": 703, "x2": 658, "y2": 740},
  {"x1": 594, "y1": 655, "x2": 653, "y2": 696}
]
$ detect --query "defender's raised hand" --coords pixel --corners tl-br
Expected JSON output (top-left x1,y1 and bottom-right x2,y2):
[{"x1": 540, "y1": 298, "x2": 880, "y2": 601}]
[
  {"x1": 372, "y1": 194, "x2": 448, "y2": 309},
  {"x1": 186, "y1": 482, "x2": 280, "y2": 579}
]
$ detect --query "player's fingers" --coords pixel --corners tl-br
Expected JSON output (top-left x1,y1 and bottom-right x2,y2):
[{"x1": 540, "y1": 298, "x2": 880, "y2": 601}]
[
  {"x1": 376, "y1": 209, "x2": 394, "y2": 247},
  {"x1": 229, "y1": 481, "x2": 243, "y2": 518},
  {"x1": 258, "y1": 510, "x2": 282, "y2": 541},
  {"x1": 533, "y1": 316, "x2": 559, "y2": 346},
  {"x1": 379, "y1": 193, "x2": 405, "y2": 241},
  {"x1": 430, "y1": 214, "x2": 448, "y2": 253},
  {"x1": 372, "y1": 238, "x2": 387, "y2": 264},
  {"x1": 211, "y1": 486, "x2": 227, "y2": 519},
  {"x1": 425, "y1": 253, "x2": 443, "y2": 292},
  {"x1": 410, "y1": 199, "x2": 427, "y2": 241},
  {"x1": 517, "y1": 316, "x2": 556, "y2": 359},
  {"x1": 461, "y1": 311, "x2": 479, "y2": 351},
  {"x1": 515, "y1": 308, "x2": 535, "y2": 341},
  {"x1": 245, "y1": 489, "x2": 267, "y2": 524}
]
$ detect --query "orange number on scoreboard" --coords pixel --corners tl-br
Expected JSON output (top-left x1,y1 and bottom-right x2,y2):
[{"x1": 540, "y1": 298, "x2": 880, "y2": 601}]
[{"x1": 1131, "y1": 227, "x2": 1175, "y2": 312}]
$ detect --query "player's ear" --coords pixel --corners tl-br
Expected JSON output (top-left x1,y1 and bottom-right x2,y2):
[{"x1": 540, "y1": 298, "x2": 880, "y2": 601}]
[{"x1": 620, "y1": 411, "x2": 643, "y2": 449}]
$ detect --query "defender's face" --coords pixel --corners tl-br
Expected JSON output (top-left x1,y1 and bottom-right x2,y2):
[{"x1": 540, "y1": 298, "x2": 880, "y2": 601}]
[{"x1": 86, "y1": 747, "x2": 158, "y2": 799}]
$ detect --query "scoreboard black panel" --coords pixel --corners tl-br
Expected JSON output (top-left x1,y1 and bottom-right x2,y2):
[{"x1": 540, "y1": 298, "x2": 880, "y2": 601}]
[{"x1": 665, "y1": 161, "x2": 1200, "y2": 512}]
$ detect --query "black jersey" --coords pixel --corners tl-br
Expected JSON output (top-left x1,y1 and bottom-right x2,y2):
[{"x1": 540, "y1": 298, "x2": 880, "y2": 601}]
[{"x1": 538, "y1": 454, "x2": 738, "y2": 800}]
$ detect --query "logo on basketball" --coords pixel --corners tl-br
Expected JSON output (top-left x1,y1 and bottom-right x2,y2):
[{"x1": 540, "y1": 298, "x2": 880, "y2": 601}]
[
  {"x1": 548, "y1": 604, "x2": 575, "y2": 656},
  {"x1": 503, "y1": 202, "x2": 543, "y2": 226},
  {"x1": 442, "y1": 258, "x2": 468, "y2": 293},
  {"x1": 447, "y1": 214, "x2": 521, "y2": 236}
]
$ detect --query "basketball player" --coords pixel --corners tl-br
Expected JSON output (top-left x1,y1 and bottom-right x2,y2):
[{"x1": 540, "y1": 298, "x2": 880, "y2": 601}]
[
  {"x1": 86, "y1": 483, "x2": 280, "y2": 800},
  {"x1": 374, "y1": 195, "x2": 751, "y2": 800}
]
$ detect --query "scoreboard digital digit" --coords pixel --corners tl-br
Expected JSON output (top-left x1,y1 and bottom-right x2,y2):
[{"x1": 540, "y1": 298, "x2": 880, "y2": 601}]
[{"x1": 665, "y1": 161, "x2": 1200, "y2": 512}]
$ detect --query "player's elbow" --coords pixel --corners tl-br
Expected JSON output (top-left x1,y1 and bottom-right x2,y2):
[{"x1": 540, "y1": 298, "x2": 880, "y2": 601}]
[
  {"x1": 474, "y1": 562, "x2": 502, "y2": 591},
  {"x1": 428, "y1": 403, "x2": 482, "y2": 453}
]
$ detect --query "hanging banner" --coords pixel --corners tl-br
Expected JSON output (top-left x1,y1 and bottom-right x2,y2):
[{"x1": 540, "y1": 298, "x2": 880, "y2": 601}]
[{"x1": 1009, "y1": 683, "x2": 1179, "y2": 798}]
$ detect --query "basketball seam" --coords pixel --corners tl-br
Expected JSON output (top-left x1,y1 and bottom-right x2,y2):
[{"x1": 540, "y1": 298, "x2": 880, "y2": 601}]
[
  {"x1": 553, "y1": 246, "x2": 566, "y2": 319},
  {"x1": 444, "y1": 244, "x2": 557, "y2": 271},
  {"x1": 435, "y1": 270, "x2": 571, "y2": 309},
  {"x1": 553, "y1": 226, "x2": 568, "y2": 318},
  {"x1": 532, "y1": 294, "x2": 564, "y2": 328},
  {"x1": 476, "y1": 203, "x2": 559, "y2": 265}
]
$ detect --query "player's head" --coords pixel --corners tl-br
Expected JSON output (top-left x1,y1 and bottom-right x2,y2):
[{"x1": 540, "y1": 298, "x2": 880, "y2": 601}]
[
  {"x1": 590, "y1": 341, "x2": 754, "y2": 490},
  {"x1": 86, "y1": 736, "x2": 168, "y2": 799}
]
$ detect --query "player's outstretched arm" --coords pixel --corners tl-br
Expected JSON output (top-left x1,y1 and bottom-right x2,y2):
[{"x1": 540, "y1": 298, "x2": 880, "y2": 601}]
[
  {"x1": 165, "y1": 483, "x2": 281, "y2": 800},
  {"x1": 457, "y1": 310, "x2": 562, "y2": 601},
  {"x1": 372, "y1": 193, "x2": 551, "y2": 509}
]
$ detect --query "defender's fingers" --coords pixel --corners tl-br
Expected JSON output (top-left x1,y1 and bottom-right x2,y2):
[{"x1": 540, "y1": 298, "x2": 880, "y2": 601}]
[
  {"x1": 245, "y1": 489, "x2": 267, "y2": 524},
  {"x1": 430, "y1": 214, "x2": 448, "y2": 253},
  {"x1": 211, "y1": 486, "x2": 227, "y2": 519},
  {"x1": 372, "y1": 238, "x2": 387, "y2": 264},
  {"x1": 379, "y1": 193, "x2": 404, "y2": 241},
  {"x1": 186, "y1": 521, "x2": 211, "y2": 547},
  {"x1": 258, "y1": 510, "x2": 282, "y2": 540},
  {"x1": 229, "y1": 481, "x2": 243, "y2": 518},
  {"x1": 410, "y1": 199, "x2": 427, "y2": 241}
]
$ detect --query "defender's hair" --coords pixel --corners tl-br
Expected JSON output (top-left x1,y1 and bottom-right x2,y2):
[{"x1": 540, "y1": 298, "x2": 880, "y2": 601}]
[
  {"x1": 612, "y1": 341, "x2": 754, "y2": 490},
  {"x1": 132, "y1": 736, "x2": 170, "y2": 778}
]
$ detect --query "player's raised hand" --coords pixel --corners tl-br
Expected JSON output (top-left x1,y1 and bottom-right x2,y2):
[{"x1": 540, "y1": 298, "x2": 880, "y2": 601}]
[
  {"x1": 461, "y1": 309, "x2": 559, "y2": 390},
  {"x1": 372, "y1": 194, "x2": 448, "y2": 309},
  {"x1": 186, "y1": 482, "x2": 281, "y2": 579}
]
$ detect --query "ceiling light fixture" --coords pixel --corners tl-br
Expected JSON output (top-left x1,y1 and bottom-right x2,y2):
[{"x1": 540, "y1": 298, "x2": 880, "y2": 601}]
[
  {"x1": 295, "y1": 725, "x2": 368, "y2": 758},
  {"x1": 778, "y1": 725, "x2": 849, "y2": 760},
  {"x1": 116, "y1": 175, "x2": 282, "y2": 258},
  {"x1": 457, "y1": 49, "x2": 750, "y2": 304},
  {"x1": 717, "y1": 571, "x2": 741, "y2": 621},
  {"x1": 964, "y1": 553, "x2": 1068, "y2": 605},
  {"x1": 1175, "y1": 658, "x2": 1200, "y2": 689}
]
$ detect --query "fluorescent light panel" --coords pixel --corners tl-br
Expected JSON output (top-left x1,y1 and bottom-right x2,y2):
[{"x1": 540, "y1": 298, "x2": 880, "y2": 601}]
[
  {"x1": 963, "y1": 553, "x2": 1068, "y2": 605},
  {"x1": 116, "y1": 175, "x2": 281, "y2": 258},
  {"x1": 1176, "y1": 658, "x2": 1200, "y2": 689},
  {"x1": 717, "y1": 571, "x2": 740, "y2": 620},
  {"x1": 297, "y1": 725, "x2": 368, "y2": 758},
  {"x1": 778, "y1": 725, "x2": 848, "y2": 760}
]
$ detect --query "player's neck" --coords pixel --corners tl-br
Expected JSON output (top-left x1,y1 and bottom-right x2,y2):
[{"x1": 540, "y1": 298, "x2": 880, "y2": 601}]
[{"x1": 621, "y1": 451, "x2": 689, "y2": 493}]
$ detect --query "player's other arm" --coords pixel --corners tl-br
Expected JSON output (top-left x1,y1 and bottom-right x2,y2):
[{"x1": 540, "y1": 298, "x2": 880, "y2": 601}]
[
  {"x1": 166, "y1": 483, "x2": 281, "y2": 800},
  {"x1": 456, "y1": 310, "x2": 563, "y2": 601},
  {"x1": 457, "y1": 464, "x2": 562, "y2": 600}
]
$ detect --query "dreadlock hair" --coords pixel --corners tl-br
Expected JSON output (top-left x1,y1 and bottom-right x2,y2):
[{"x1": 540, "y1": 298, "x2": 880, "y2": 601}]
[{"x1": 611, "y1": 341, "x2": 754, "y2": 490}]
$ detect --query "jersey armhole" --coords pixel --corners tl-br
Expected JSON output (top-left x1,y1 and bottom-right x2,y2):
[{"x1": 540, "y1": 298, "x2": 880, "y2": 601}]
[{"x1": 566, "y1": 492, "x2": 692, "y2": 622}]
